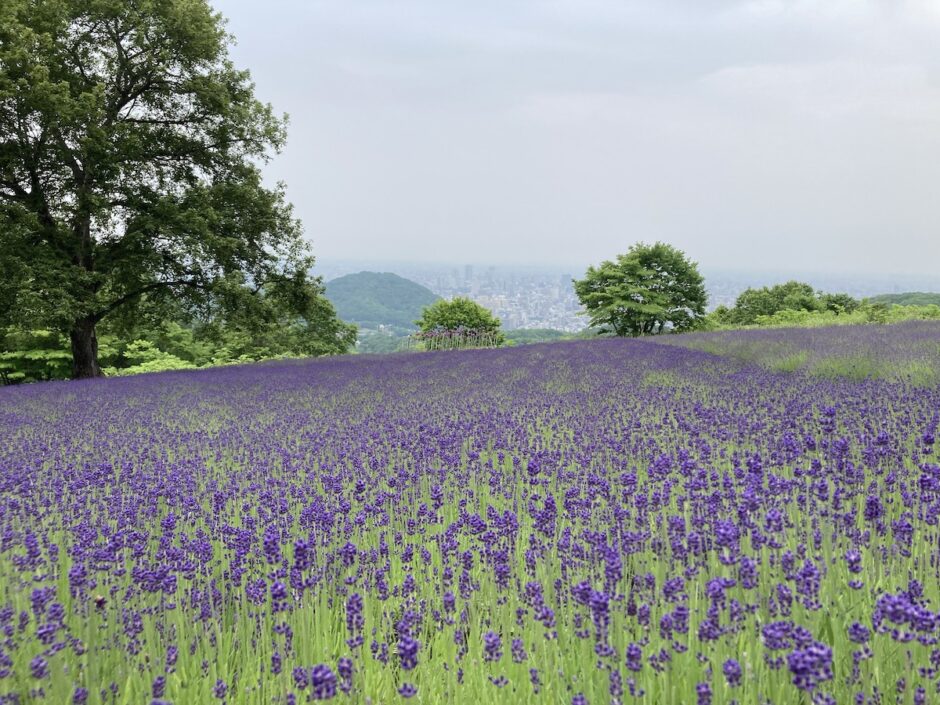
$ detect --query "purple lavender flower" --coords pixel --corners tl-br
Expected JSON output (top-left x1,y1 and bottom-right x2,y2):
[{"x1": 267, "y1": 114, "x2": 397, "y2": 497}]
[
  {"x1": 787, "y1": 641, "x2": 833, "y2": 691},
  {"x1": 398, "y1": 683, "x2": 417, "y2": 698},
  {"x1": 483, "y1": 631, "x2": 502, "y2": 662},
  {"x1": 30, "y1": 656, "x2": 48, "y2": 679},
  {"x1": 847, "y1": 622, "x2": 870, "y2": 644},
  {"x1": 165, "y1": 645, "x2": 178, "y2": 672},
  {"x1": 346, "y1": 593, "x2": 364, "y2": 634},
  {"x1": 152, "y1": 676, "x2": 166, "y2": 698},
  {"x1": 4, "y1": 323, "x2": 940, "y2": 702},
  {"x1": 609, "y1": 669, "x2": 623, "y2": 698},
  {"x1": 511, "y1": 638, "x2": 527, "y2": 663},
  {"x1": 398, "y1": 636, "x2": 419, "y2": 671},
  {"x1": 864, "y1": 495, "x2": 884, "y2": 521},
  {"x1": 310, "y1": 664, "x2": 337, "y2": 700},
  {"x1": 625, "y1": 643, "x2": 643, "y2": 672},
  {"x1": 723, "y1": 659, "x2": 742, "y2": 687},
  {"x1": 762, "y1": 621, "x2": 793, "y2": 650},
  {"x1": 212, "y1": 679, "x2": 227, "y2": 699},
  {"x1": 337, "y1": 657, "x2": 353, "y2": 693},
  {"x1": 696, "y1": 682, "x2": 712, "y2": 705}
]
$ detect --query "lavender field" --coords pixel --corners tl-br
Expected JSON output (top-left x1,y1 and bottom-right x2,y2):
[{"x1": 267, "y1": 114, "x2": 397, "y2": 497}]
[{"x1": 1, "y1": 326, "x2": 939, "y2": 705}]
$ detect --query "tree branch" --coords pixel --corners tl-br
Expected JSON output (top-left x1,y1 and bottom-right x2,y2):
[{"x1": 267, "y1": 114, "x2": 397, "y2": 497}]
[{"x1": 92, "y1": 278, "x2": 211, "y2": 323}]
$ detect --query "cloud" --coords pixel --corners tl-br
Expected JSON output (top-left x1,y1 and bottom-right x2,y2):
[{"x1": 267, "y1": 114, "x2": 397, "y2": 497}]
[
  {"x1": 215, "y1": 0, "x2": 940, "y2": 274},
  {"x1": 700, "y1": 62, "x2": 940, "y2": 121}
]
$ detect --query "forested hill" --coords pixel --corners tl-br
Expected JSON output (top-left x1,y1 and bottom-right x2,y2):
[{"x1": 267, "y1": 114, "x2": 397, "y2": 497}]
[
  {"x1": 868, "y1": 292, "x2": 940, "y2": 306},
  {"x1": 324, "y1": 272, "x2": 440, "y2": 331}
]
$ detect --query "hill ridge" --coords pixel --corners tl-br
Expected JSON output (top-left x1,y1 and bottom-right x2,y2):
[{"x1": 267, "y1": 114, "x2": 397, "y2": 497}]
[{"x1": 324, "y1": 271, "x2": 440, "y2": 331}]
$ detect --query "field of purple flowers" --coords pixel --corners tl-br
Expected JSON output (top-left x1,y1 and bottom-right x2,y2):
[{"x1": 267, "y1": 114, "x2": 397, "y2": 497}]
[
  {"x1": 664, "y1": 321, "x2": 940, "y2": 387},
  {"x1": 1, "y1": 327, "x2": 939, "y2": 704}
]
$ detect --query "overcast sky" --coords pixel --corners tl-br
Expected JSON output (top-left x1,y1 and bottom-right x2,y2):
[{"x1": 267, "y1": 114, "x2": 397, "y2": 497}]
[{"x1": 215, "y1": 0, "x2": 940, "y2": 275}]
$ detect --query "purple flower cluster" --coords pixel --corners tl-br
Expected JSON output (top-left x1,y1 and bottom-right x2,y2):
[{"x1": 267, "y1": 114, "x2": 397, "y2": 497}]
[{"x1": 0, "y1": 328, "x2": 938, "y2": 701}]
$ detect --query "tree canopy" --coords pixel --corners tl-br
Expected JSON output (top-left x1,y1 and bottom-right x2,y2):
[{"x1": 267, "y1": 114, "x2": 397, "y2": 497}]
[
  {"x1": 712, "y1": 281, "x2": 860, "y2": 326},
  {"x1": 0, "y1": 0, "x2": 351, "y2": 378},
  {"x1": 573, "y1": 242, "x2": 707, "y2": 336},
  {"x1": 415, "y1": 297, "x2": 505, "y2": 347}
]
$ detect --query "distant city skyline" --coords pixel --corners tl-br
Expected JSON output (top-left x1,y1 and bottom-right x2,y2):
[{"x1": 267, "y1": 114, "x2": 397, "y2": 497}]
[
  {"x1": 217, "y1": 0, "x2": 940, "y2": 276},
  {"x1": 316, "y1": 258, "x2": 940, "y2": 331},
  {"x1": 316, "y1": 257, "x2": 940, "y2": 291}
]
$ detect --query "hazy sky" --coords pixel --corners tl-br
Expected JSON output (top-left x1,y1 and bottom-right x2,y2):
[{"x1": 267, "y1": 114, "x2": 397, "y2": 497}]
[{"x1": 215, "y1": 0, "x2": 940, "y2": 274}]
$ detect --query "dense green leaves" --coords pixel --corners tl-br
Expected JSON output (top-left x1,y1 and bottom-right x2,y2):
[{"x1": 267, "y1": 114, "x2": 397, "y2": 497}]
[
  {"x1": 712, "y1": 282, "x2": 860, "y2": 326},
  {"x1": 704, "y1": 301, "x2": 940, "y2": 331},
  {"x1": 417, "y1": 297, "x2": 503, "y2": 335},
  {"x1": 0, "y1": 329, "x2": 74, "y2": 383},
  {"x1": 0, "y1": 0, "x2": 350, "y2": 377},
  {"x1": 415, "y1": 297, "x2": 505, "y2": 347},
  {"x1": 573, "y1": 242, "x2": 707, "y2": 336}
]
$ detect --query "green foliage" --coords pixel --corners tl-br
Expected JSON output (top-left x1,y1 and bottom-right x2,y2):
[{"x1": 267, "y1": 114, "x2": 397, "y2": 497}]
[
  {"x1": 868, "y1": 292, "x2": 940, "y2": 306},
  {"x1": 504, "y1": 329, "x2": 574, "y2": 345},
  {"x1": 192, "y1": 276, "x2": 357, "y2": 362},
  {"x1": 0, "y1": 329, "x2": 72, "y2": 383},
  {"x1": 861, "y1": 303, "x2": 889, "y2": 324},
  {"x1": 767, "y1": 351, "x2": 810, "y2": 373},
  {"x1": 806, "y1": 353, "x2": 939, "y2": 387},
  {"x1": 325, "y1": 272, "x2": 440, "y2": 332},
  {"x1": 808, "y1": 354, "x2": 882, "y2": 382},
  {"x1": 356, "y1": 324, "x2": 578, "y2": 355},
  {"x1": 713, "y1": 281, "x2": 860, "y2": 326},
  {"x1": 705, "y1": 302, "x2": 940, "y2": 331},
  {"x1": 0, "y1": 0, "x2": 348, "y2": 377},
  {"x1": 102, "y1": 340, "x2": 195, "y2": 377},
  {"x1": 639, "y1": 370, "x2": 682, "y2": 388},
  {"x1": 817, "y1": 292, "x2": 860, "y2": 314},
  {"x1": 573, "y1": 242, "x2": 707, "y2": 336},
  {"x1": 1, "y1": 288, "x2": 356, "y2": 383},
  {"x1": 415, "y1": 297, "x2": 505, "y2": 346},
  {"x1": 356, "y1": 331, "x2": 407, "y2": 355}
]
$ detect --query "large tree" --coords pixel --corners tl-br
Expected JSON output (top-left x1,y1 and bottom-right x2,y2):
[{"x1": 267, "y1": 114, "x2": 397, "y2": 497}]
[
  {"x1": 0, "y1": 0, "x2": 346, "y2": 378},
  {"x1": 574, "y1": 242, "x2": 707, "y2": 336}
]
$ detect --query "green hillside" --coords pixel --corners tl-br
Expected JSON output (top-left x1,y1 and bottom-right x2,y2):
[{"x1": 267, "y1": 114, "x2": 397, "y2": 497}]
[
  {"x1": 325, "y1": 272, "x2": 440, "y2": 331},
  {"x1": 868, "y1": 292, "x2": 940, "y2": 306},
  {"x1": 505, "y1": 328, "x2": 575, "y2": 345}
]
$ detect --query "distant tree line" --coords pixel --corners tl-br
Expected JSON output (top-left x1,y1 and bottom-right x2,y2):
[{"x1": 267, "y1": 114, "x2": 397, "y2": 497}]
[
  {"x1": 867, "y1": 292, "x2": 940, "y2": 307},
  {"x1": 710, "y1": 281, "x2": 860, "y2": 326},
  {"x1": 571, "y1": 247, "x2": 940, "y2": 339}
]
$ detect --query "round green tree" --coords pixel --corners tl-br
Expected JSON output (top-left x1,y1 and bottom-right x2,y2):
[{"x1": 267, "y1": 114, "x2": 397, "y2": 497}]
[
  {"x1": 415, "y1": 297, "x2": 505, "y2": 348},
  {"x1": 574, "y1": 242, "x2": 707, "y2": 336}
]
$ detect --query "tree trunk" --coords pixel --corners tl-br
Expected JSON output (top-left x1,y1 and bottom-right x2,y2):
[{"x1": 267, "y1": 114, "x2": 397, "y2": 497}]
[{"x1": 69, "y1": 317, "x2": 103, "y2": 379}]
